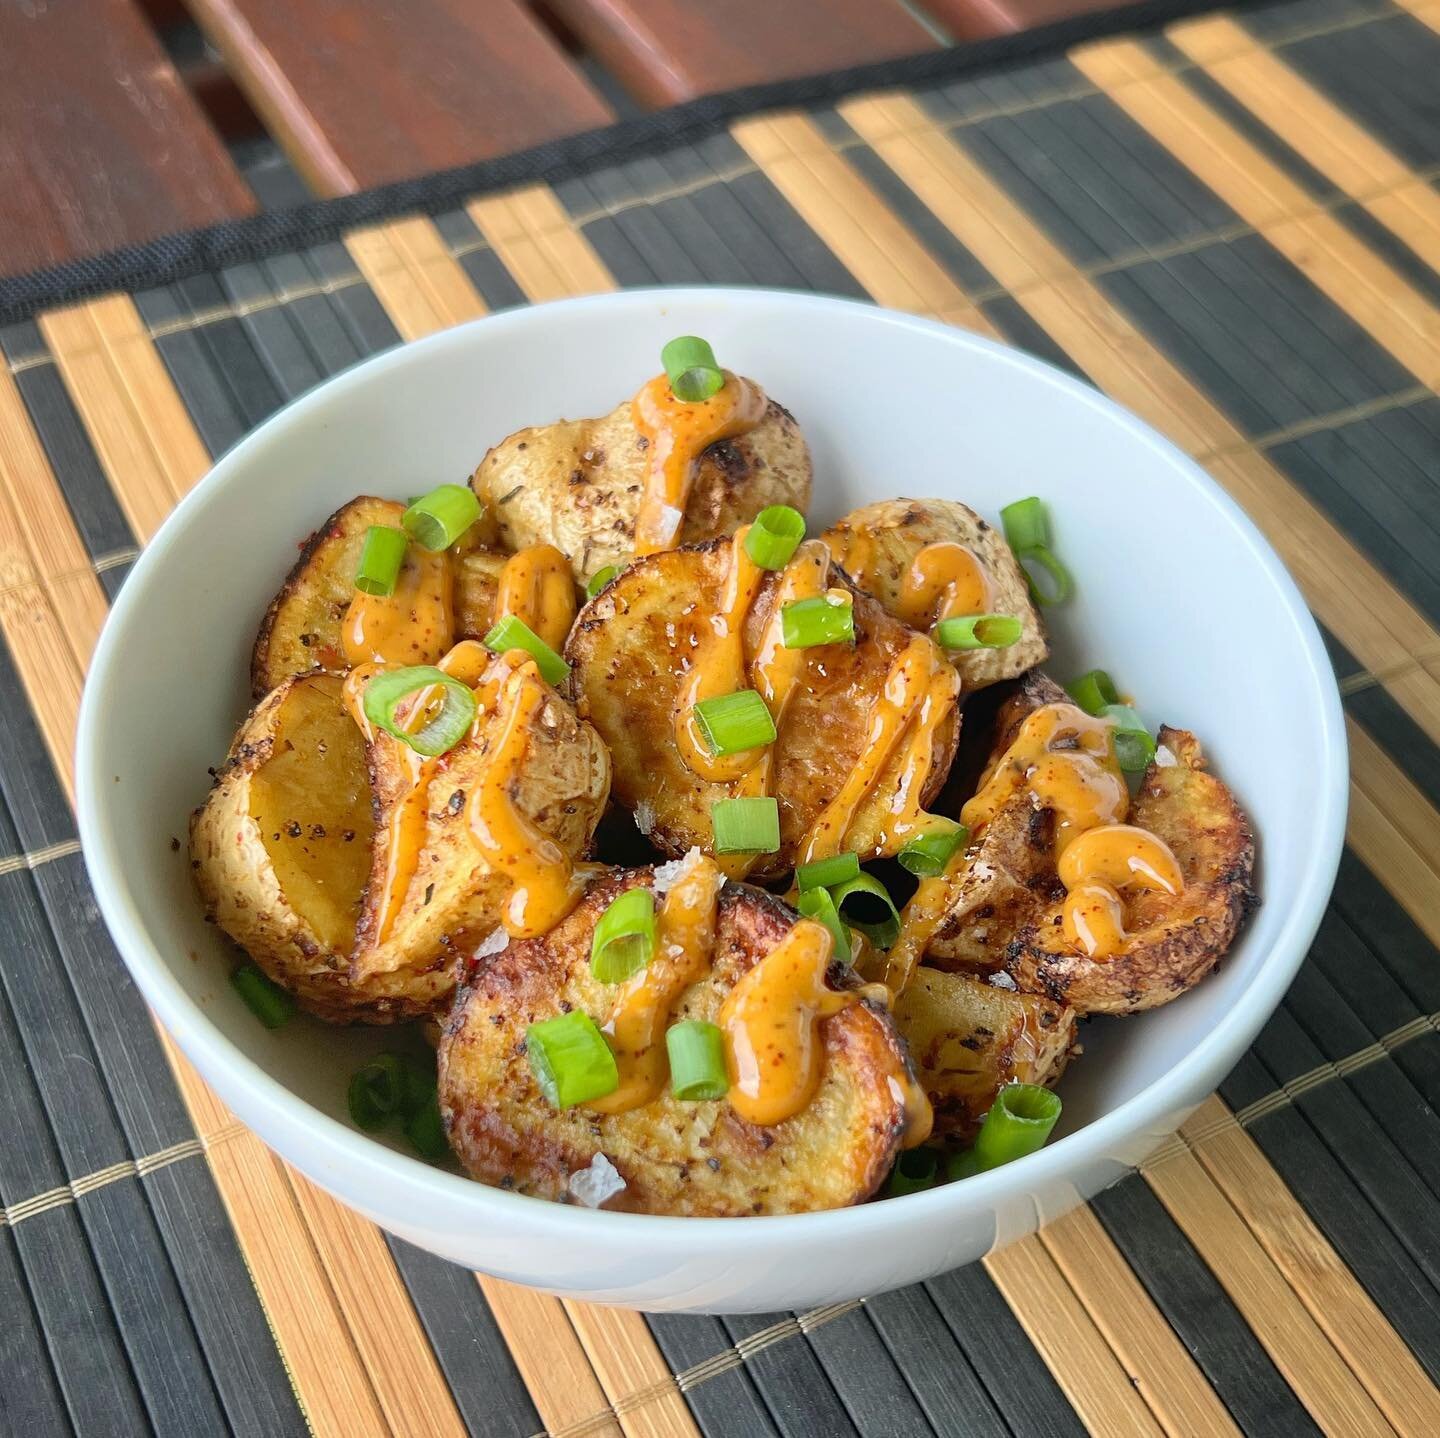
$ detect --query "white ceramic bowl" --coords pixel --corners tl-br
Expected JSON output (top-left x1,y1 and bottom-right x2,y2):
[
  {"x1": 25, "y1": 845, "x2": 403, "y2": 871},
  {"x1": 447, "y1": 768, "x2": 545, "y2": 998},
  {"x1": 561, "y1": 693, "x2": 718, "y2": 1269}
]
[{"x1": 77, "y1": 288, "x2": 1346, "y2": 1312}]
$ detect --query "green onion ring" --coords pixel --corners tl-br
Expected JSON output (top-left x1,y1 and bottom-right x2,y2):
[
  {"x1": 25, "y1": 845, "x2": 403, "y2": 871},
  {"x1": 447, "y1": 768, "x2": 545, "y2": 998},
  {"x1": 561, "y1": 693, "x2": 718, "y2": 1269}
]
[
  {"x1": 795, "y1": 885, "x2": 853, "y2": 966},
  {"x1": 744, "y1": 505, "x2": 807, "y2": 570},
  {"x1": 362, "y1": 665, "x2": 477, "y2": 756},
  {"x1": 666, "y1": 1020, "x2": 729, "y2": 1102},
  {"x1": 661, "y1": 335, "x2": 725, "y2": 402},
  {"x1": 828, "y1": 871, "x2": 902, "y2": 949}
]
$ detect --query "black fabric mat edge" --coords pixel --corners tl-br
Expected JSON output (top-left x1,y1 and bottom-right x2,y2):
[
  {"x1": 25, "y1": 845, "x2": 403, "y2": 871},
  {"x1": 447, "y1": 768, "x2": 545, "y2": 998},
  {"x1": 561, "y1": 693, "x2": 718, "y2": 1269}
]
[{"x1": 0, "y1": 0, "x2": 1279, "y2": 325}]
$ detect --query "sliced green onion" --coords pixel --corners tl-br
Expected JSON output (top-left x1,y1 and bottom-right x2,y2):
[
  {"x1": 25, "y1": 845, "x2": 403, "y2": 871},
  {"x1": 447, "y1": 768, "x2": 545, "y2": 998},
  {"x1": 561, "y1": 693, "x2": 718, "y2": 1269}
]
[
  {"x1": 968, "y1": 1082, "x2": 1062, "y2": 1173},
  {"x1": 590, "y1": 888, "x2": 657, "y2": 984},
  {"x1": 404, "y1": 1092, "x2": 450, "y2": 1163},
  {"x1": 694, "y1": 689, "x2": 777, "y2": 757},
  {"x1": 829, "y1": 872, "x2": 901, "y2": 948},
  {"x1": 353, "y1": 526, "x2": 407, "y2": 596},
  {"x1": 666, "y1": 1020, "x2": 729, "y2": 1102},
  {"x1": 661, "y1": 335, "x2": 725, "y2": 403},
  {"x1": 934, "y1": 614, "x2": 1022, "y2": 651},
  {"x1": 1000, "y1": 496, "x2": 1073, "y2": 607},
  {"x1": 795, "y1": 851, "x2": 860, "y2": 893},
  {"x1": 586, "y1": 565, "x2": 620, "y2": 599},
  {"x1": 781, "y1": 593, "x2": 854, "y2": 649},
  {"x1": 888, "y1": 1149, "x2": 939, "y2": 1197},
  {"x1": 526, "y1": 1010, "x2": 619, "y2": 1109},
  {"x1": 1019, "y1": 546, "x2": 1073, "y2": 607},
  {"x1": 362, "y1": 665, "x2": 477, "y2": 756},
  {"x1": 1000, "y1": 496, "x2": 1049, "y2": 552},
  {"x1": 1103, "y1": 704, "x2": 1157, "y2": 774},
  {"x1": 398, "y1": 1057, "x2": 438, "y2": 1122},
  {"x1": 1067, "y1": 668, "x2": 1120, "y2": 716},
  {"x1": 744, "y1": 505, "x2": 806, "y2": 570},
  {"x1": 347, "y1": 1053, "x2": 407, "y2": 1131},
  {"x1": 711, "y1": 796, "x2": 780, "y2": 854},
  {"x1": 482, "y1": 615, "x2": 571, "y2": 687},
  {"x1": 231, "y1": 963, "x2": 294, "y2": 1029},
  {"x1": 898, "y1": 819, "x2": 969, "y2": 878},
  {"x1": 796, "y1": 885, "x2": 852, "y2": 965},
  {"x1": 403, "y1": 483, "x2": 481, "y2": 551}
]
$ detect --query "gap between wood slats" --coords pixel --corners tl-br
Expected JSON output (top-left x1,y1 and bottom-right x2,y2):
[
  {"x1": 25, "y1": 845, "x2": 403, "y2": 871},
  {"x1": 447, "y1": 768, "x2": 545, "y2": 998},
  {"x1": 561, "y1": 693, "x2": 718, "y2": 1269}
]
[
  {"x1": 25, "y1": 292, "x2": 468, "y2": 1438},
  {"x1": 751, "y1": 98, "x2": 1439, "y2": 1432},
  {"x1": 348, "y1": 205, "x2": 697, "y2": 1438}
]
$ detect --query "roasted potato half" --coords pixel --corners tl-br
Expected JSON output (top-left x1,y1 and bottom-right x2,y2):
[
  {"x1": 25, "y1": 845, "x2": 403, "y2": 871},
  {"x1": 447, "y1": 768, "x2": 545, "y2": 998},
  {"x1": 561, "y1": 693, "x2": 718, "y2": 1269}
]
[
  {"x1": 251, "y1": 496, "x2": 506, "y2": 696},
  {"x1": 565, "y1": 539, "x2": 959, "y2": 878},
  {"x1": 1005, "y1": 726, "x2": 1257, "y2": 1014},
  {"x1": 350, "y1": 664, "x2": 611, "y2": 1004},
  {"x1": 190, "y1": 673, "x2": 396, "y2": 1023},
  {"x1": 439, "y1": 871, "x2": 916, "y2": 1215},
  {"x1": 928, "y1": 675, "x2": 1257, "y2": 1014},
  {"x1": 472, "y1": 394, "x2": 812, "y2": 586},
  {"x1": 892, "y1": 968, "x2": 1075, "y2": 1144},
  {"x1": 822, "y1": 499, "x2": 1046, "y2": 692}
]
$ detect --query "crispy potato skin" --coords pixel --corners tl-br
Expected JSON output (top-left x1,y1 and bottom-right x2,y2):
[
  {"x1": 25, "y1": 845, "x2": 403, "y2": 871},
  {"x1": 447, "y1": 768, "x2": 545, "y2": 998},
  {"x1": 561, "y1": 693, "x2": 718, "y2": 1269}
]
[
  {"x1": 823, "y1": 499, "x2": 1047, "y2": 692},
  {"x1": 251, "y1": 496, "x2": 504, "y2": 697},
  {"x1": 565, "y1": 539, "x2": 959, "y2": 878},
  {"x1": 929, "y1": 675, "x2": 1257, "y2": 1014},
  {"x1": 189, "y1": 673, "x2": 416, "y2": 1024},
  {"x1": 351, "y1": 676, "x2": 610, "y2": 1006},
  {"x1": 439, "y1": 872, "x2": 914, "y2": 1215},
  {"x1": 893, "y1": 968, "x2": 1075, "y2": 1144},
  {"x1": 1010, "y1": 726, "x2": 1257, "y2": 1014},
  {"x1": 472, "y1": 395, "x2": 812, "y2": 585}
]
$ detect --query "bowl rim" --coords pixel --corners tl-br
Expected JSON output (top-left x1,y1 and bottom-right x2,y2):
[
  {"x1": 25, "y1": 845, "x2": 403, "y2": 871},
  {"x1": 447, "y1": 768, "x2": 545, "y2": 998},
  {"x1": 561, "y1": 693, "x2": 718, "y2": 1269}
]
[{"x1": 76, "y1": 285, "x2": 1347, "y2": 1254}]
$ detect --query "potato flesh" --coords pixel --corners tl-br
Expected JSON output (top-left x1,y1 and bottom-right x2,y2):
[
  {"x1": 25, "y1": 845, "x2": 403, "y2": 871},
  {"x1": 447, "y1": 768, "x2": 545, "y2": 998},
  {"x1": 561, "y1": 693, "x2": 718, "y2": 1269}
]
[
  {"x1": 892, "y1": 967, "x2": 1074, "y2": 1143},
  {"x1": 249, "y1": 677, "x2": 374, "y2": 953}
]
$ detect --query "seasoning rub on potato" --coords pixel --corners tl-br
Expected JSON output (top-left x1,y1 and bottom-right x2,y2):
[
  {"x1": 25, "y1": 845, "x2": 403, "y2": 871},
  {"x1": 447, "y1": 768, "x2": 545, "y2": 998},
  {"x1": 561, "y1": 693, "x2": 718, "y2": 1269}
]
[
  {"x1": 564, "y1": 538, "x2": 960, "y2": 878},
  {"x1": 251, "y1": 495, "x2": 506, "y2": 697},
  {"x1": 439, "y1": 870, "x2": 917, "y2": 1215},
  {"x1": 472, "y1": 393, "x2": 812, "y2": 587},
  {"x1": 822, "y1": 498, "x2": 1047, "y2": 693}
]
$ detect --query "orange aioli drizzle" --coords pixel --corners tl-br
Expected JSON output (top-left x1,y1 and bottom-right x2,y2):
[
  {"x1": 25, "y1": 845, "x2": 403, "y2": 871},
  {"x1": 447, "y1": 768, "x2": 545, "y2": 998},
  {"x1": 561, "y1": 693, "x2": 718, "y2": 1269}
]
[
  {"x1": 588, "y1": 855, "x2": 722, "y2": 1114},
  {"x1": 468, "y1": 659, "x2": 587, "y2": 937},
  {"x1": 631, "y1": 372, "x2": 767, "y2": 555},
  {"x1": 825, "y1": 533, "x2": 990, "y2": 629},
  {"x1": 895, "y1": 542, "x2": 991, "y2": 628},
  {"x1": 958, "y1": 704, "x2": 1183, "y2": 962},
  {"x1": 494, "y1": 544, "x2": 577, "y2": 651},
  {"x1": 880, "y1": 844, "x2": 971, "y2": 995},
  {"x1": 1057, "y1": 823, "x2": 1182, "y2": 959},
  {"x1": 720, "y1": 918, "x2": 857, "y2": 1126},
  {"x1": 799, "y1": 635, "x2": 960, "y2": 865},
  {"x1": 341, "y1": 542, "x2": 454, "y2": 668}
]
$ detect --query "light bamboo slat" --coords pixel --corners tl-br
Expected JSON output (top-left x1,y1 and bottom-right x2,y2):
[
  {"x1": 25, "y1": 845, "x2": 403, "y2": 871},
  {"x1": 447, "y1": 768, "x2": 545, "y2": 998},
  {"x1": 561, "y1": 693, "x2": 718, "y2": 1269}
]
[
  {"x1": 1393, "y1": 0, "x2": 1440, "y2": 33},
  {"x1": 1145, "y1": 1120, "x2": 1391, "y2": 1436},
  {"x1": 1071, "y1": 42, "x2": 1440, "y2": 391},
  {"x1": 730, "y1": 114, "x2": 997, "y2": 335},
  {"x1": 1170, "y1": 15, "x2": 1440, "y2": 276},
  {"x1": 984, "y1": 1236, "x2": 1168, "y2": 1437},
  {"x1": 1038, "y1": 1206, "x2": 1242, "y2": 1437},
  {"x1": 479, "y1": 1278, "x2": 624, "y2": 1438},
  {"x1": 564, "y1": 1301, "x2": 700, "y2": 1438},
  {"x1": 1182, "y1": 1095, "x2": 1440, "y2": 1435},
  {"x1": 345, "y1": 217, "x2": 489, "y2": 342},
  {"x1": 27, "y1": 295, "x2": 467, "y2": 1437},
  {"x1": 467, "y1": 184, "x2": 616, "y2": 302}
]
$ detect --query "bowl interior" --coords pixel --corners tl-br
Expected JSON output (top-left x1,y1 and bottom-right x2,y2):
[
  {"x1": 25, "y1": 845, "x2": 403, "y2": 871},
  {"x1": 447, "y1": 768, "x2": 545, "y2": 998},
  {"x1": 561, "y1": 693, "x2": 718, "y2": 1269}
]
[{"x1": 81, "y1": 289, "x2": 1340, "y2": 1173}]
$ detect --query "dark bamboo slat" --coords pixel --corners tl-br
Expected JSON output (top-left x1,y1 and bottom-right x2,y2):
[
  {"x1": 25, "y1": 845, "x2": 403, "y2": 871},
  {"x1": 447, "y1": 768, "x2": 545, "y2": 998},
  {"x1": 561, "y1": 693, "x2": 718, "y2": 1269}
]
[{"x1": 0, "y1": 0, "x2": 255, "y2": 276}]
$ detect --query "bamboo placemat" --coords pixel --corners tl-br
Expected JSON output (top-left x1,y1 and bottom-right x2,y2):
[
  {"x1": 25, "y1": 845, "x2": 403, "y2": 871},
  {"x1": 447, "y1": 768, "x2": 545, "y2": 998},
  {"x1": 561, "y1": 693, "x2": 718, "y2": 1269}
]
[{"x1": 2, "y1": 0, "x2": 1440, "y2": 1431}]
